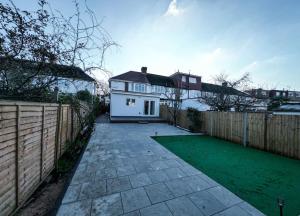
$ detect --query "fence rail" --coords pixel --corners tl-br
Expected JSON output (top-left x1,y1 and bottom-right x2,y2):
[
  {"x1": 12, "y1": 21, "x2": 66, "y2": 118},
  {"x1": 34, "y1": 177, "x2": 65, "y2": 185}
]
[
  {"x1": 0, "y1": 100, "x2": 89, "y2": 216},
  {"x1": 160, "y1": 106, "x2": 300, "y2": 160}
]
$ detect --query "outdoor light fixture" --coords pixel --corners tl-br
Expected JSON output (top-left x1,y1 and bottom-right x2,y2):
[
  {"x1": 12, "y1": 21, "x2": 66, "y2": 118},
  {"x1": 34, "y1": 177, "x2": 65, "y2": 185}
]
[{"x1": 277, "y1": 198, "x2": 284, "y2": 216}]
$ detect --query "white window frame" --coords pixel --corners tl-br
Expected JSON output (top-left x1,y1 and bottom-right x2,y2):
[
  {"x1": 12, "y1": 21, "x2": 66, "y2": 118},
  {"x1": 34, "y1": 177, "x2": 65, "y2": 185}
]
[
  {"x1": 134, "y1": 83, "x2": 146, "y2": 93},
  {"x1": 182, "y1": 76, "x2": 186, "y2": 82},
  {"x1": 189, "y1": 77, "x2": 197, "y2": 83},
  {"x1": 126, "y1": 98, "x2": 135, "y2": 106}
]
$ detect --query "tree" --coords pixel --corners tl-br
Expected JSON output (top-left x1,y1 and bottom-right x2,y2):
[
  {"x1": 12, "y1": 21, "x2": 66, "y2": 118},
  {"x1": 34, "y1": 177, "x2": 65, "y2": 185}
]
[
  {"x1": 96, "y1": 80, "x2": 109, "y2": 96},
  {"x1": 162, "y1": 85, "x2": 183, "y2": 126},
  {"x1": 201, "y1": 72, "x2": 256, "y2": 112},
  {"x1": 0, "y1": 0, "x2": 116, "y2": 99}
]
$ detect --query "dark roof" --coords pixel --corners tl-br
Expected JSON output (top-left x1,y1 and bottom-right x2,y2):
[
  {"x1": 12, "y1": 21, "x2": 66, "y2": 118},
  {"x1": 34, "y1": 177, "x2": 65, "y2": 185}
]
[
  {"x1": 170, "y1": 71, "x2": 201, "y2": 78},
  {"x1": 0, "y1": 57, "x2": 95, "y2": 82},
  {"x1": 110, "y1": 70, "x2": 246, "y2": 96},
  {"x1": 110, "y1": 71, "x2": 174, "y2": 87},
  {"x1": 110, "y1": 71, "x2": 149, "y2": 83},
  {"x1": 201, "y1": 82, "x2": 247, "y2": 96},
  {"x1": 146, "y1": 73, "x2": 174, "y2": 87}
]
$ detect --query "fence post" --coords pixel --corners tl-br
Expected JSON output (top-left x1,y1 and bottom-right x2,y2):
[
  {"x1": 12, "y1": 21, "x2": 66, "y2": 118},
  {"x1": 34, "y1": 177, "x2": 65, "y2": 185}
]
[
  {"x1": 210, "y1": 112, "x2": 213, "y2": 136},
  {"x1": 264, "y1": 113, "x2": 268, "y2": 150},
  {"x1": 71, "y1": 106, "x2": 74, "y2": 142},
  {"x1": 15, "y1": 105, "x2": 21, "y2": 206},
  {"x1": 243, "y1": 112, "x2": 248, "y2": 147},
  {"x1": 54, "y1": 104, "x2": 61, "y2": 170},
  {"x1": 40, "y1": 106, "x2": 45, "y2": 181},
  {"x1": 59, "y1": 106, "x2": 64, "y2": 155}
]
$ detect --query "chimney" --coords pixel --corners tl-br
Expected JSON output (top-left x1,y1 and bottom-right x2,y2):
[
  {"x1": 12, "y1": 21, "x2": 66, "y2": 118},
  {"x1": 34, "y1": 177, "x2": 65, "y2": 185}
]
[
  {"x1": 141, "y1": 67, "x2": 147, "y2": 73},
  {"x1": 222, "y1": 82, "x2": 228, "y2": 87}
]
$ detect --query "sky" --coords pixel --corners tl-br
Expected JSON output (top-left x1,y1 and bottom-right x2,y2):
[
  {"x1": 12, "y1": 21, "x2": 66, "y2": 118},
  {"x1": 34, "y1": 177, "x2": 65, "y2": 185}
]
[{"x1": 10, "y1": 0, "x2": 300, "y2": 90}]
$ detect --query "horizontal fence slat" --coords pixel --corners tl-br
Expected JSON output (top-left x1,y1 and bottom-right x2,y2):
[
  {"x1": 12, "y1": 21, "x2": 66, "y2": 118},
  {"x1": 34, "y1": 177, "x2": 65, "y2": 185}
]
[
  {"x1": 160, "y1": 105, "x2": 300, "y2": 160},
  {"x1": 0, "y1": 100, "x2": 91, "y2": 215}
]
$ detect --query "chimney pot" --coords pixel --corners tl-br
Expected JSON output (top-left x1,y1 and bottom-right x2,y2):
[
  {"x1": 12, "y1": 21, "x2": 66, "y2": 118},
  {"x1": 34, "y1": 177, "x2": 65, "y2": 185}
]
[
  {"x1": 141, "y1": 67, "x2": 147, "y2": 73},
  {"x1": 222, "y1": 82, "x2": 228, "y2": 87}
]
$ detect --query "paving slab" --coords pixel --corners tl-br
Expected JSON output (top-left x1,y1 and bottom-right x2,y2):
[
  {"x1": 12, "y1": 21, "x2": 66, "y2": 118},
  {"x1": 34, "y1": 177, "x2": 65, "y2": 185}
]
[
  {"x1": 58, "y1": 123, "x2": 264, "y2": 216},
  {"x1": 182, "y1": 175, "x2": 212, "y2": 192},
  {"x1": 62, "y1": 184, "x2": 82, "y2": 204},
  {"x1": 121, "y1": 188, "x2": 151, "y2": 213},
  {"x1": 188, "y1": 190, "x2": 226, "y2": 216},
  {"x1": 207, "y1": 186, "x2": 242, "y2": 208},
  {"x1": 165, "y1": 178, "x2": 194, "y2": 196},
  {"x1": 79, "y1": 180, "x2": 106, "y2": 199},
  {"x1": 147, "y1": 170, "x2": 169, "y2": 183},
  {"x1": 57, "y1": 199, "x2": 92, "y2": 216},
  {"x1": 129, "y1": 173, "x2": 152, "y2": 188},
  {"x1": 95, "y1": 168, "x2": 117, "y2": 180},
  {"x1": 123, "y1": 210, "x2": 141, "y2": 216},
  {"x1": 140, "y1": 203, "x2": 172, "y2": 216},
  {"x1": 107, "y1": 176, "x2": 132, "y2": 195},
  {"x1": 91, "y1": 193, "x2": 123, "y2": 216},
  {"x1": 166, "y1": 196, "x2": 204, "y2": 216},
  {"x1": 164, "y1": 167, "x2": 187, "y2": 180},
  {"x1": 144, "y1": 183, "x2": 174, "y2": 204},
  {"x1": 213, "y1": 205, "x2": 251, "y2": 216}
]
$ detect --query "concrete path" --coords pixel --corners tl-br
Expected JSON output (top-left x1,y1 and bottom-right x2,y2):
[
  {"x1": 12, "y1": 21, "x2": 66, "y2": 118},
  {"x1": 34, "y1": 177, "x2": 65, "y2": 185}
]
[{"x1": 57, "y1": 123, "x2": 264, "y2": 216}]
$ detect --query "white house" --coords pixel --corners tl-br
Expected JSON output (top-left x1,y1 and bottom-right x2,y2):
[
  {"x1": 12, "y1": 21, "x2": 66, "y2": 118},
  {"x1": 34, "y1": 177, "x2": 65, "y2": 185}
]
[{"x1": 109, "y1": 67, "x2": 246, "y2": 120}]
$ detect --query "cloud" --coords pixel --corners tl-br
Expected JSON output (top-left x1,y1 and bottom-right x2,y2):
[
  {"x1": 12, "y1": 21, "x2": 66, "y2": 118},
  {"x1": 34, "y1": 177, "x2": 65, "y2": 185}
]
[{"x1": 164, "y1": 0, "x2": 183, "y2": 17}]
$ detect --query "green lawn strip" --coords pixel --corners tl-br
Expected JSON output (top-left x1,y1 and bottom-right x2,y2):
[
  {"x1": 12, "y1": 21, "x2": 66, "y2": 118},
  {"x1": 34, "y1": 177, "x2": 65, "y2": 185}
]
[{"x1": 153, "y1": 135, "x2": 300, "y2": 216}]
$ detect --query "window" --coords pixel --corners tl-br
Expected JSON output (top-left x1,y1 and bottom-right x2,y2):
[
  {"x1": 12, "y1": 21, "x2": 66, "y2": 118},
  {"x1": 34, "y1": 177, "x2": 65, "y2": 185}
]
[
  {"x1": 134, "y1": 83, "x2": 146, "y2": 92},
  {"x1": 261, "y1": 91, "x2": 267, "y2": 96},
  {"x1": 152, "y1": 85, "x2": 165, "y2": 93},
  {"x1": 126, "y1": 98, "x2": 135, "y2": 106},
  {"x1": 144, "y1": 100, "x2": 149, "y2": 115},
  {"x1": 189, "y1": 77, "x2": 197, "y2": 83},
  {"x1": 276, "y1": 92, "x2": 280, "y2": 96},
  {"x1": 150, "y1": 101, "x2": 155, "y2": 115},
  {"x1": 182, "y1": 76, "x2": 186, "y2": 82}
]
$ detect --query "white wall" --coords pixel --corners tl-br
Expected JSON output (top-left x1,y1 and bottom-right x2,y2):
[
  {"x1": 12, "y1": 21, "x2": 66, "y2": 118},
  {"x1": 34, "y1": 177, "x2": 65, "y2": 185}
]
[
  {"x1": 58, "y1": 79, "x2": 95, "y2": 94},
  {"x1": 111, "y1": 81, "x2": 125, "y2": 91},
  {"x1": 110, "y1": 93, "x2": 160, "y2": 117},
  {"x1": 181, "y1": 99, "x2": 210, "y2": 111}
]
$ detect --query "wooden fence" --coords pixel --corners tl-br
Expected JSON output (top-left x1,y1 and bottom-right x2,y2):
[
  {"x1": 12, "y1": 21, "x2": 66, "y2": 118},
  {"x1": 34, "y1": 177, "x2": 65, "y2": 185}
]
[
  {"x1": 160, "y1": 106, "x2": 300, "y2": 160},
  {"x1": 0, "y1": 100, "x2": 90, "y2": 216}
]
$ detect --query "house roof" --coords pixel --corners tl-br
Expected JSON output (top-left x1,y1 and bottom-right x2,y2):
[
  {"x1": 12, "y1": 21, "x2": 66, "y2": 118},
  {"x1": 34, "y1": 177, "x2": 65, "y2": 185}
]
[
  {"x1": 110, "y1": 70, "x2": 246, "y2": 96},
  {"x1": 146, "y1": 73, "x2": 175, "y2": 87},
  {"x1": 0, "y1": 57, "x2": 95, "y2": 82},
  {"x1": 110, "y1": 71, "x2": 174, "y2": 87},
  {"x1": 110, "y1": 71, "x2": 150, "y2": 83},
  {"x1": 170, "y1": 71, "x2": 201, "y2": 78},
  {"x1": 201, "y1": 82, "x2": 247, "y2": 96}
]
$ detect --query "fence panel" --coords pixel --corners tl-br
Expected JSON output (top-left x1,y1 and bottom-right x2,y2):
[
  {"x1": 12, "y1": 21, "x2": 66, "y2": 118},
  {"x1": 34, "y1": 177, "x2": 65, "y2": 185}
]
[
  {"x1": 248, "y1": 113, "x2": 265, "y2": 149},
  {"x1": 0, "y1": 105, "x2": 17, "y2": 216},
  {"x1": 159, "y1": 105, "x2": 300, "y2": 160},
  {"x1": 0, "y1": 100, "x2": 88, "y2": 216}
]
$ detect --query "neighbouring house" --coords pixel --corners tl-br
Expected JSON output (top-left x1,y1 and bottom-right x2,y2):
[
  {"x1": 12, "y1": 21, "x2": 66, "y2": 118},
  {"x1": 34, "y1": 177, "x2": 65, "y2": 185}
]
[
  {"x1": 246, "y1": 88, "x2": 300, "y2": 102},
  {"x1": 0, "y1": 57, "x2": 96, "y2": 96},
  {"x1": 109, "y1": 67, "x2": 247, "y2": 119},
  {"x1": 272, "y1": 102, "x2": 300, "y2": 115}
]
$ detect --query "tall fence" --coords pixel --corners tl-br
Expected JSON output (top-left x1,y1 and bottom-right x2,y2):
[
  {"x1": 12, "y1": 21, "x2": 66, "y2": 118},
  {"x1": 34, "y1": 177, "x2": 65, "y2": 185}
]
[
  {"x1": 160, "y1": 106, "x2": 300, "y2": 160},
  {"x1": 0, "y1": 100, "x2": 90, "y2": 216}
]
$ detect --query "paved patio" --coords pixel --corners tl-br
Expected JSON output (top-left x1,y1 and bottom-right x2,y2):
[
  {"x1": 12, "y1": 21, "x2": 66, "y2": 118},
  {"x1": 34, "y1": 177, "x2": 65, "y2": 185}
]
[{"x1": 57, "y1": 123, "x2": 264, "y2": 216}]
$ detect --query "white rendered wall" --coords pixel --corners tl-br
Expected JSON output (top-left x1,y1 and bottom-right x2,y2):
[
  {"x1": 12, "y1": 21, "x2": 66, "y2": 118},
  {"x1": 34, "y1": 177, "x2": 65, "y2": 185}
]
[
  {"x1": 111, "y1": 81, "x2": 125, "y2": 91},
  {"x1": 110, "y1": 93, "x2": 160, "y2": 117},
  {"x1": 58, "y1": 79, "x2": 95, "y2": 94}
]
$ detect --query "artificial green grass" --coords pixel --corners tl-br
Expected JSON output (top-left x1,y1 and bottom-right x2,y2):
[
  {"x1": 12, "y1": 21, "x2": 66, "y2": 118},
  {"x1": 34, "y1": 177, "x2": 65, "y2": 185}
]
[{"x1": 153, "y1": 135, "x2": 300, "y2": 216}]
